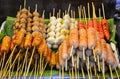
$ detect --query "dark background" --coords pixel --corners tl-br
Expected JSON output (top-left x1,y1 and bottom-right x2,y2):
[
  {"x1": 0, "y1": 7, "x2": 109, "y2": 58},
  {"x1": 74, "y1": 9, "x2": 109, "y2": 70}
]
[{"x1": 0, "y1": 0, "x2": 116, "y2": 24}]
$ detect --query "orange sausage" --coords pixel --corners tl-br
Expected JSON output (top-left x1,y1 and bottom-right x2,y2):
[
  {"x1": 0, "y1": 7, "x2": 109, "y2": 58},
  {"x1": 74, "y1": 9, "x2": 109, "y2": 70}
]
[
  {"x1": 94, "y1": 31, "x2": 102, "y2": 56},
  {"x1": 106, "y1": 43, "x2": 117, "y2": 69},
  {"x1": 1, "y1": 36, "x2": 11, "y2": 53},
  {"x1": 24, "y1": 33, "x2": 32, "y2": 48},
  {"x1": 61, "y1": 39, "x2": 69, "y2": 60},
  {"x1": 102, "y1": 19, "x2": 110, "y2": 40},
  {"x1": 98, "y1": 21, "x2": 104, "y2": 39},
  {"x1": 32, "y1": 32, "x2": 42, "y2": 47},
  {"x1": 93, "y1": 19, "x2": 99, "y2": 32},
  {"x1": 46, "y1": 47, "x2": 52, "y2": 63},
  {"x1": 37, "y1": 39, "x2": 46, "y2": 55},
  {"x1": 78, "y1": 21, "x2": 84, "y2": 29},
  {"x1": 50, "y1": 53, "x2": 56, "y2": 66},
  {"x1": 59, "y1": 44, "x2": 64, "y2": 66},
  {"x1": 69, "y1": 28, "x2": 79, "y2": 48},
  {"x1": 78, "y1": 28, "x2": 87, "y2": 50},
  {"x1": 13, "y1": 29, "x2": 25, "y2": 45},
  {"x1": 87, "y1": 20, "x2": 93, "y2": 28},
  {"x1": 87, "y1": 27, "x2": 96, "y2": 49},
  {"x1": 100, "y1": 39, "x2": 107, "y2": 60}
]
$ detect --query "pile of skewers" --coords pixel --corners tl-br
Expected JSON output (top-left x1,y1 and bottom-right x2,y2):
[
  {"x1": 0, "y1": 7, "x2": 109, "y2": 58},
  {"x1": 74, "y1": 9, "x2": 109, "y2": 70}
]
[{"x1": 0, "y1": 1, "x2": 119, "y2": 79}]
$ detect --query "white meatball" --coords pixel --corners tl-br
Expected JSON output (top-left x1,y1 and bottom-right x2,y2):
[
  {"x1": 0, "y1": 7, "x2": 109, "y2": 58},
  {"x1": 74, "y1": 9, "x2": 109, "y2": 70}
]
[
  {"x1": 56, "y1": 22, "x2": 62, "y2": 28},
  {"x1": 55, "y1": 36, "x2": 63, "y2": 45},
  {"x1": 57, "y1": 18, "x2": 62, "y2": 23},
  {"x1": 61, "y1": 23, "x2": 69, "y2": 29},
  {"x1": 50, "y1": 16, "x2": 56, "y2": 21},
  {"x1": 49, "y1": 25, "x2": 56, "y2": 31},
  {"x1": 47, "y1": 43, "x2": 52, "y2": 48},
  {"x1": 55, "y1": 27, "x2": 61, "y2": 33},
  {"x1": 50, "y1": 21, "x2": 57, "y2": 26},
  {"x1": 56, "y1": 32, "x2": 61, "y2": 37},
  {"x1": 48, "y1": 31, "x2": 55, "y2": 37},
  {"x1": 53, "y1": 44, "x2": 58, "y2": 49},
  {"x1": 47, "y1": 37, "x2": 55, "y2": 44},
  {"x1": 64, "y1": 19, "x2": 70, "y2": 25}
]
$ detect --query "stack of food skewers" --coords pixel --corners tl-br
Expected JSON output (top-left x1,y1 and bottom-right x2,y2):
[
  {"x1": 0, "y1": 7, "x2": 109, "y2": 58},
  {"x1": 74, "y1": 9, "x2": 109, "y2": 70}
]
[{"x1": 0, "y1": 1, "x2": 119, "y2": 79}]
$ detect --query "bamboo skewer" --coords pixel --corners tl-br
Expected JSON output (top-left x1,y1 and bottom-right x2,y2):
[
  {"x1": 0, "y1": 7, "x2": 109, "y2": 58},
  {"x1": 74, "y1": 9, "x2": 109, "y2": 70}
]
[
  {"x1": 40, "y1": 61, "x2": 48, "y2": 77},
  {"x1": 62, "y1": 66, "x2": 64, "y2": 79},
  {"x1": 109, "y1": 65, "x2": 113, "y2": 79},
  {"x1": 81, "y1": 67, "x2": 85, "y2": 79},
  {"x1": 86, "y1": 63, "x2": 90, "y2": 79},
  {"x1": 102, "y1": 3, "x2": 105, "y2": 19},
  {"x1": 94, "y1": 64, "x2": 97, "y2": 76},
  {"x1": 90, "y1": 66, "x2": 92, "y2": 79},
  {"x1": 50, "y1": 66, "x2": 53, "y2": 79},
  {"x1": 59, "y1": 69, "x2": 61, "y2": 79},
  {"x1": 21, "y1": 47, "x2": 29, "y2": 74},
  {"x1": 115, "y1": 68, "x2": 119, "y2": 79}
]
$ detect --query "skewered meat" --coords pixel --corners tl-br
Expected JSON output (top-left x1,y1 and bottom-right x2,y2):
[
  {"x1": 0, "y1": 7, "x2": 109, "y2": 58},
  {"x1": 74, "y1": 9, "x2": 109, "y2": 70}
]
[
  {"x1": 87, "y1": 27, "x2": 96, "y2": 49},
  {"x1": 69, "y1": 28, "x2": 79, "y2": 48},
  {"x1": 13, "y1": 29, "x2": 25, "y2": 45},
  {"x1": 1, "y1": 36, "x2": 11, "y2": 53},
  {"x1": 24, "y1": 33, "x2": 32, "y2": 48}
]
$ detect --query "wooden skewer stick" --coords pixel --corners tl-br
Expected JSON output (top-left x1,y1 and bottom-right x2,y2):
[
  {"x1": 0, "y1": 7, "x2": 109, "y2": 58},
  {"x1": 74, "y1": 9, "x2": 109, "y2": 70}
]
[
  {"x1": 67, "y1": 4, "x2": 71, "y2": 14},
  {"x1": 50, "y1": 66, "x2": 53, "y2": 79},
  {"x1": 109, "y1": 64, "x2": 113, "y2": 79},
  {"x1": 35, "y1": 58, "x2": 37, "y2": 77},
  {"x1": 24, "y1": 46, "x2": 35, "y2": 76},
  {"x1": 71, "y1": 10, "x2": 73, "y2": 19},
  {"x1": 102, "y1": 3, "x2": 105, "y2": 19},
  {"x1": 81, "y1": 67, "x2": 85, "y2": 79},
  {"x1": 59, "y1": 9, "x2": 61, "y2": 18},
  {"x1": 87, "y1": 57, "x2": 89, "y2": 70},
  {"x1": 62, "y1": 66, "x2": 64, "y2": 79},
  {"x1": 39, "y1": 53, "x2": 42, "y2": 73},
  {"x1": 35, "y1": 4, "x2": 38, "y2": 12},
  {"x1": 70, "y1": 46, "x2": 74, "y2": 67},
  {"x1": 65, "y1": 59, "x2": 68, "y2": 71},
  {"x1": 75, "y1": 63, "x2": 77, "y2": 79},
  {"x1": 92, "y1": 48, "x2": 96, "y2": 62},
  {"x1": 115, "y1": 68, "x2": 119, "y2": 79},
  {"x1": 40, "y1": 61, "x2": 48, "y2": 77},
  {"x1": 59, "y1": 69, "x2": 61, "y2": 79},
  {"x1": 86, "y1": 63, "x2": 90, "y2": 79},
  {"x1": 24, "y1": 0, "x2": 26, "y2": 8},
  {"x1": 94, "y1": 64, "x2": 97, "y2": 76},
  {"x1": 42, "y1": 10, "x2": 45, "y2": 18},
  {"x1": 102, "y1": 59, "x2": 105, "y2": 79},
  {"x1": 88, "y1": 3, "x2": 90, "y2": 20},
  {"x1": 83, "y1": 6, "x2": 87, "y2": 24},
  {"x1": 97, "y1": 73, "x2": 100, "y2": 79},
  {"x1": 72, "y1": 67, "x2": 74, "y2": 79},
  {"x1": 76, "y1": 53, "x2": 79, "y2": 69},
  {"x1": 53, "y1": 8, "x2": 55, "y2": 16},
  {"x1": 16, "y1": 57, "x2": 21, "y2": 78},
  {"x1": 97, "y1": 56, "x2": 100, "y2": 71},
  {"x1": 90, "y1": 66, "x2": 92, "y2": 79}
]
